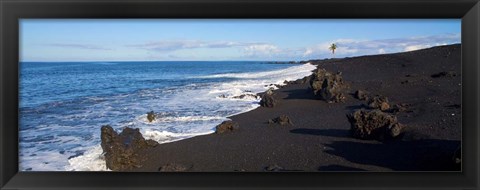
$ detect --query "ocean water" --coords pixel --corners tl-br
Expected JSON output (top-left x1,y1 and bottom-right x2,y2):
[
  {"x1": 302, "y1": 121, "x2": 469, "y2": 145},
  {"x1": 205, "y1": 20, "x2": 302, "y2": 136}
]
[{"x1": 19, "y1": 61, "x2": 316, "y2": 171}]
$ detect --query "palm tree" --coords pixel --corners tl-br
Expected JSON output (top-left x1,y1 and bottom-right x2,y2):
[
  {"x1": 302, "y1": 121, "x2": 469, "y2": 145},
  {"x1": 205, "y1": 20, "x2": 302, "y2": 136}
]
[{"x1": 329, "y1": 43, "x2": 337, "y2": 57}]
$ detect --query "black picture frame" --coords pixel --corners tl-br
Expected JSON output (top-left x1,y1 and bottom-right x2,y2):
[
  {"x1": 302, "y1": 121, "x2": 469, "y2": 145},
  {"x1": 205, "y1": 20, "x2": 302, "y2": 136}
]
[{"x1": 1, "y1": 0, "x2": 479, "y2": 189}]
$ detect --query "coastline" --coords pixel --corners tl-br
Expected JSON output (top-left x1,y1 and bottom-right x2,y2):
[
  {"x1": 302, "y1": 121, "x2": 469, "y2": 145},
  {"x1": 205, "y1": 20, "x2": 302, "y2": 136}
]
[
  {"x1": 108, "y1": 44, "x2": 462, "y2": 172},
  {"x1": 63, "y1": 62, "x2": 317, "y2": 171}
]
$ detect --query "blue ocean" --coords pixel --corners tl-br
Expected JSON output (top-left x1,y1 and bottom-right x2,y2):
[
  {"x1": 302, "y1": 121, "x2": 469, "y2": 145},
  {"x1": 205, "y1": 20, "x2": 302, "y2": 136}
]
[{"x1": 19, "y1": 61, "x2": 316, "y2": 171}]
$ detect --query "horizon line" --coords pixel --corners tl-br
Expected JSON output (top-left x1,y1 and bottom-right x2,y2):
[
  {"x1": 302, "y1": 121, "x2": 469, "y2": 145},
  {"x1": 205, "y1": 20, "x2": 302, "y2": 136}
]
[{"x1": 21, "y1": 43, "x2": 461, "y2": 63}]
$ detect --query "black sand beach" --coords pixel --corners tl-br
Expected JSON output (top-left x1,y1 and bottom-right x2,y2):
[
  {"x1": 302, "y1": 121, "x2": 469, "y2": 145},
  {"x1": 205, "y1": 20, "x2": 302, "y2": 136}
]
[{"x1": 108, "y1": 44, "x2": 461, "y2": 172}]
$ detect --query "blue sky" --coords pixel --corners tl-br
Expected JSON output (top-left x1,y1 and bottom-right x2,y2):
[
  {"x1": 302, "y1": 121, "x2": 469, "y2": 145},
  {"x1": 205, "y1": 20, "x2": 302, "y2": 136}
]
[{"x1": 20, "y1": 19, "x2": 461, "y2": 62}]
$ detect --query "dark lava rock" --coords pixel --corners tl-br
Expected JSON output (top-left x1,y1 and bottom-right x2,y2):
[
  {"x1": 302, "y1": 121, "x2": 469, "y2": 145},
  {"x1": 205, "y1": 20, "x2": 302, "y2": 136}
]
[
  {"x1": 264, "y1": 164, "x2": 284, "y2": 172},
  {"x1": 268, "y1": 115, "x2": 293, "y2": 126},
  {"x1": 431, "y1": 71, "x2": 457, "y2": 78},
  {"x1": 390, "y1": 103, "x2": 409, "y2": 114},
  {"x1": 147, "y1": 111, "x2": 156, "y2": 122},
  {"x1": 158, "y1": 163, "x2": 190, "y2": 172},
  {"x1": 101, "y1": 125, "x2": 159, "y2": 171},
  {"x1": 215, "y1": 121, "x2": 239, "y2": 134},
  {"x1": 67, "y1": 152, "x2": 84, "y2": 159},
  {"x1": 354, "y1": 90, "x2": 369, "y2": 101},
  {"x1": 232, "y1": 94, "x2": 259, "y2": 99},
  {"x1": 260, "y1": 89, "x2": 277, "y2": 107},
  {"x1": 346, "y1": 109, "x2": 405, "y2": 141},
  {"x1": 310, "y1": 68, "x2": 347, "y2": 103},
  {"x1": 301, "y1": 75, "x2": 312, "y2": 84},
  {"x1": 367, "y1": 95, "x2": 390, "y2": 111}
]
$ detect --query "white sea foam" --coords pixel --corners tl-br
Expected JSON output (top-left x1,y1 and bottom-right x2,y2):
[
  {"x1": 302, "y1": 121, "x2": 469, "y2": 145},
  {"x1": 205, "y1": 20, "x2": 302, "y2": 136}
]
[
  {"x1": 207, "y1": 63, "x2": 316, "y2": 99},
  {"x1": 137, "y1": 115, "x2": 226, "y2": 124},
  {"x1": 198, "y1": 63, "x2": 315, "y2": 80},
  {"x1": 20, "y1": 150, "x2": 72, "y2": 171},
  {"x1": 65, "y1": 146, "x2": 110, "y2": 171},
  {"x1": 143, "y1": 130, "x2": 216, "y2": 143}
]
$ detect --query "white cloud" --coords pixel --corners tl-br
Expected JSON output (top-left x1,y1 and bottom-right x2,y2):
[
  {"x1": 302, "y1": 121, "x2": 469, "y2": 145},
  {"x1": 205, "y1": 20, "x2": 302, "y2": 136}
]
[
  {"x1": 404, "y1": 44, "x2": 431, "y2": 52},
  {"x1": 129, "y1": 40, "x2": 268, "y2": 52},
  {"x1": 127, "y1": 33, "x2": 460, "y2": 60},
  {"x1": 302, "y1": 40, "x2": 361, "y2": 57},
  {"x1": 301, "y1": 33, "x2": 460, "y2": 59},
  {"x1": 243, "y1": 44, "x2": 281, "y2": 56},
  {"x1": 303, "y1": 48, "x2": 314, "y2": 57}
]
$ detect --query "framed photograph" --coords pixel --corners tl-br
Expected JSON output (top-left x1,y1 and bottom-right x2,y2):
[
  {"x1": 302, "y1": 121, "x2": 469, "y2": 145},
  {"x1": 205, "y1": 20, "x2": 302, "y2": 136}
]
[{"x1": 1, "y1": 0, "x2": 479, "y2": 189}]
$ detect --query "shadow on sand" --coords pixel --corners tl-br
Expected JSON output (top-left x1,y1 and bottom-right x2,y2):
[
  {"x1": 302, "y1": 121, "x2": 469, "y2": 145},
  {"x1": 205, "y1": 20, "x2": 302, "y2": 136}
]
[
  {"x1": 344, "y1": 104, "x2": 369, "y2": 111},
  {"x1": 290, "y1": 128, "x2": 349, "y2": 138},
  {"x1": 282, "y1": 88, "x2": 317, "y2": 100},
  {"x1": 323, "y1": 139, "x2": 460, "y2": 171}
]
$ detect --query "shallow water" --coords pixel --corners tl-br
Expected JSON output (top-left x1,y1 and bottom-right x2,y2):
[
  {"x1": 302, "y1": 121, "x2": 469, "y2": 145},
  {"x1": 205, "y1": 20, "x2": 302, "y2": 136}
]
[{"x1": 19, "y1": 61, "x2": 316, "y2": 171}]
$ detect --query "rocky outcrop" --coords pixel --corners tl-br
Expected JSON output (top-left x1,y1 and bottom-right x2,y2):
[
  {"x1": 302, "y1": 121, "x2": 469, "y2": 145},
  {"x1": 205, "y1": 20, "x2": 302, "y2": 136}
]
[
  {"x1": 101, "y1": 125, "x2": 159, "y2": 171},
  {"x1": 310, "y1": 68, "x2": 347, "y2": 103},
  {"x1": 215, "y1": 121, "x2": 239, "y2": 134},
  {"x1": 301, "y1": 75, "x2": 312, "y2": 84},
  {"x1": 232, "y1": 94, "x2": 259, "y2": 99},
  {"x1": 260, "y1": 89, "x2": 277, "y2": 107},
  {"x1": 147, "y1": 111, "x2": 156, "y2": 122},
  {"x1": 268, "y1": 115, "x2": 293, "y2": 126},
  {"x1": 354, "y1": 90, "x2": 369, "y2": 101},
  {"x1": 390, "y1": 103, "x2": 409, "y2": 114},
  {"x1": 346, "y1": 109, "x2": 404, "y2": 141},
  {"x1": 367, "y1": 95, "x2": 390, "y2": 111}
]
